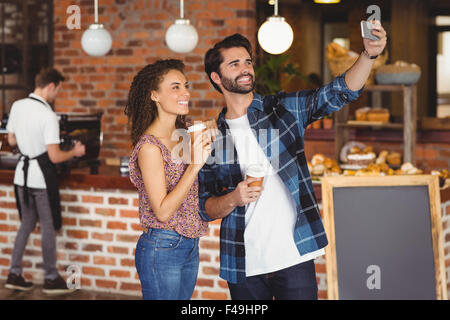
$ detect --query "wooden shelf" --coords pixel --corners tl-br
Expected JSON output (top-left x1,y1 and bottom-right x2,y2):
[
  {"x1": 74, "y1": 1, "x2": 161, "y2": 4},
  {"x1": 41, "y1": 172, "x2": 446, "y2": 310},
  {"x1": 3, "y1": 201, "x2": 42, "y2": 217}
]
[
  {"x1": 335, "y1": 85, "x2": 418, "y2": 165},
  {"x1": 365, "y1": 84, "x2": 411, "y2": 92},
  {"x1": 336, "y1": 121, "x2": 404, "y2": 130}
]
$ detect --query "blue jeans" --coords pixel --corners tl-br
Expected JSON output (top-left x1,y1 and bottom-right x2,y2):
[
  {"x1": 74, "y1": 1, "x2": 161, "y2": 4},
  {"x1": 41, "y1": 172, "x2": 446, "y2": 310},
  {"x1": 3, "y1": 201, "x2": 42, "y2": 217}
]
[
  {"x1": 227, "y1": 260, "x2": 318, "y2": 300},
  {"x1": 134, "y1": 228, "x2": 199, "y2": 300}
]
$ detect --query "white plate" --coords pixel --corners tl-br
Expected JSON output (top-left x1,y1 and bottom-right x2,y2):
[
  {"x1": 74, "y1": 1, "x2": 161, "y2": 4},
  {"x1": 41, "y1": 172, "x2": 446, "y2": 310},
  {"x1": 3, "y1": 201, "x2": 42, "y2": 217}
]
[{"x1": 340, "y1": 164, "x2": 367, "y2": 170}]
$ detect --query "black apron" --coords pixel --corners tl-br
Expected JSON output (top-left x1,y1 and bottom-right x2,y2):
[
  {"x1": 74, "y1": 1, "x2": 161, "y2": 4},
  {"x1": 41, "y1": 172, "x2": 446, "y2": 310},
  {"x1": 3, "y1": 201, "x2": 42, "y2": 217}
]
[{"x1": 14, "y1": 96, "x2": 62, "y2": 231}]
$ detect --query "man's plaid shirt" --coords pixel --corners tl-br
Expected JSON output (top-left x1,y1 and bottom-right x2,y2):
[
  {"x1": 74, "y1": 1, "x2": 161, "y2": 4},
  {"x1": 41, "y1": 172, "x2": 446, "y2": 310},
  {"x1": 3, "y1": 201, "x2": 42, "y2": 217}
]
[{"x1": 198, "y1": 72, "x2": 363, "y2": 284}]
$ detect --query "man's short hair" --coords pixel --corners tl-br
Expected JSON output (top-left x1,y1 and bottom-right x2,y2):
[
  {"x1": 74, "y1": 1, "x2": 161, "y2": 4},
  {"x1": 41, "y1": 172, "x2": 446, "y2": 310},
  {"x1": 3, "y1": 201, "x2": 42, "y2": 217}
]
[
  {"x1": 35, "y1": 67, "x2": 65, "y2": 89},
  {"x1": 204, "y1": 33, "x2": 253, "y2": 93}
]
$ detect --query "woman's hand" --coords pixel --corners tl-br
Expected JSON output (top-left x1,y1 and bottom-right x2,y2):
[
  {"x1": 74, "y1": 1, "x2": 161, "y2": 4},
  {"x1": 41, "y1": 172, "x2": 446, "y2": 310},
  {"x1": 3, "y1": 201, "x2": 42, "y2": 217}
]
[{"x1": 191, "y1": 130, "x2": 213, "y2": 169}]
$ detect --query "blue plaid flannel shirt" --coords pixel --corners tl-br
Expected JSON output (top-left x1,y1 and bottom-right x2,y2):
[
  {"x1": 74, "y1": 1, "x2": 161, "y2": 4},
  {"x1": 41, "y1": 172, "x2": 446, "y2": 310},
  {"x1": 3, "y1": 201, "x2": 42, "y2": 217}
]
[{"x1": 198, "y1": 72, "x2": 363, "y2": 284}]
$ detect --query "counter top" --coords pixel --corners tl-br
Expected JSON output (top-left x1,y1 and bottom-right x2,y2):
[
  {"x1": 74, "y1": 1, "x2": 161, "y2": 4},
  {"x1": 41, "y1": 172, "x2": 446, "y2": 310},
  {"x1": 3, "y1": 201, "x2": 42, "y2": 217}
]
[
  {"x1": 1, "y1": 165, "x2": 448, "y2": 202},
  {"x1": 0, "y1": 165, "x2": 135, "y2": 190}
]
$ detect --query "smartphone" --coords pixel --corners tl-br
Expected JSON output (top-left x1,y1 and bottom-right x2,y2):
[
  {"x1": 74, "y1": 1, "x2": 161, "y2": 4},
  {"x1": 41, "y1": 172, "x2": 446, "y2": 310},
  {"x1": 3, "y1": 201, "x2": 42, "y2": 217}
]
[{"x1": 361, "y1": 20, "x2": 380, "y2": 41}]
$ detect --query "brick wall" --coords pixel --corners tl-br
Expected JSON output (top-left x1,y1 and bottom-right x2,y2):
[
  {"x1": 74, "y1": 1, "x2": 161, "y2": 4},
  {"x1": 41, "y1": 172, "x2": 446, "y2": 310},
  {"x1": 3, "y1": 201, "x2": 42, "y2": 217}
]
[
  {"x1": 1, "y1": 183, "x2": 449, "y2": 299},
  {"x1": 0, "y1": 184, "x2": 231, "y2": 299},
  {"x1": 53, "y1": 0, "x2": 257, "y2": 160}
]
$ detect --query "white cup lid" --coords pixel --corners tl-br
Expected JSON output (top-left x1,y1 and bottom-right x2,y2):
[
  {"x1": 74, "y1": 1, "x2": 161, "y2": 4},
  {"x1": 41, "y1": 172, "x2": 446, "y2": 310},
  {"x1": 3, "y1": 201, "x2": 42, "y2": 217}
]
[
  {"x1": 246, "y1": 164, "x2": 267, "y2": 178},
  {"x1": 187, "y1": 123, "x2": 206, "y2": 133}
]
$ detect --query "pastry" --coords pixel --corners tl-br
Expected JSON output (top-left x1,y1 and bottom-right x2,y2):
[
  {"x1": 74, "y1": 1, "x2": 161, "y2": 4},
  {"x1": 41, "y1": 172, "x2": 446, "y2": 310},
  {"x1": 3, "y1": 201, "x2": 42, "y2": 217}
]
[
  {"x1": 355, "y1": 107, "x2": 371, "y2": 121},
  {"x1": 367, "y1": 108, "x2": 390, "y2": 123},
  {"x1": 311, "y1": 164, "x2": 326, "y2": 176},
  {"x1": 387, "y1": 152, "x2": 402, "y2": 166},
  {"x1": 343, "y1": 170, "x2": 356, "y2": 176},
  {"x1": 311, "y1": 154, "x2": 325, "y2": 166},
  {"x1": 346, "y1": 152, "x2": 376, "y2": 166}
]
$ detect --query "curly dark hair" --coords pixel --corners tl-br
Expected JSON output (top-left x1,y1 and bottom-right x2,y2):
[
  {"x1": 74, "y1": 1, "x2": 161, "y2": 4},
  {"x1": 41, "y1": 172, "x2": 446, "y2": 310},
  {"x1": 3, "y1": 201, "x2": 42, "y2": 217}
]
[{"x1": 124, "y1": 59, "x2": 187, "y2": 146}]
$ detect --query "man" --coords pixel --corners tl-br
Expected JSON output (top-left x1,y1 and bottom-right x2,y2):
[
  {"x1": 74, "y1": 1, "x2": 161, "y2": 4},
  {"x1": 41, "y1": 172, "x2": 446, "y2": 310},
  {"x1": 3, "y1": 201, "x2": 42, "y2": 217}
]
[
  {"x1": 5, "y1": 67, "x2": 85, "y2": 294},
  {"x1": 199, "y1": 24, "x2": 387, "y2": 299}
]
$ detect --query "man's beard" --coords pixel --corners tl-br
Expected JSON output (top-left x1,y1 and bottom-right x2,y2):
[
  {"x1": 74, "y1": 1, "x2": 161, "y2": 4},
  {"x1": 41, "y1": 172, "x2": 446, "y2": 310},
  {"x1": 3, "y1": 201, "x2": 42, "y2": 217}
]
[{"x1": 220, "y1": 73, "x2": 255, "y2": 94}]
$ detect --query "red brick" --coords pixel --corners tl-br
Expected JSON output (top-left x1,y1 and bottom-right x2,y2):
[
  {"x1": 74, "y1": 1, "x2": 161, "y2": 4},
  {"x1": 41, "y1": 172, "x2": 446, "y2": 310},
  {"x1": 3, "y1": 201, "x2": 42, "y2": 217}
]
[
  {"x1": 120, "y1": 258, "x2": 135, "y2": 267},
  {"x1": 68, "y1": 254, "x2": 90, "y2": 263},
  {"x1": 83, "y1": 266, "x2": 105, "y2": 277},
  {"x1": 81, "y1": 278, "x2": 92, "y2": 287},
  {"x1": 116, "y1": 234, "x2": 139, "y2": 243},
  {"x1": 119, "y1": 209, "x2": 139, "y2": 219},
  {"x1": 120, "y1": 282, "x2": 141, "y2": 291},
  {"x1": 202, "y1": 266, "x2": 220, "y2": 276},
  {"x1": 200, "y1": 240, "x2": 220, "y2": 250},
  {"x1": 95, "y1": 208, "x2": 116, "y2": 217},
  {"x1": 0, "y1": 224, "x2": 18, "y2": 232},
  {"x1": 93, "y1": 256, "x2": 116, "y2": 266},
  {"x1": 81, "y1": 195, "x2": 104, "y2": 204},
  {"x1": 67, "y1": 206, "x2": 90, "y2": 214},
  {"x1": 108, "y1": 197, "x2": 128, "y2": 205},
  {"x1": 82, "y1": 244, "x2": 103, "y2": 252},
  {"x1": 109, "y1": 270, "x2": 130, "y2": 278},
  {"x1": 107, "y1": 246, "x2": 129, "y2": 255},
  {"x1": 66, "y1": 230, "x2": 89, "y2": 239},
  {"x1": 0, "y1": 202, "x2": 16, "y2": 209},
  {"x1": 96, "y1": 279, "x2": 117, "y2": 289},
  {"x1": 62, "y1": 217, "x2": 77, "y2": 226},
  {"x1": 79, "y1": 219, "x2": 102, "y2": 228},
  {"x1": 0, "y1": 258, "x2": 10, "y2": 266},
  {"x1": 318, "y1": 290, "x2": 328, "y2": 300},
  {"x1": 107, "y1": 221, "x2": 127, "y2": 230},
  {"x1": 218, "y1": 280, "x2": 229, "y2": 289},
  {"x1": 196, "y1": 278, "x2": 214, "y2": 287},
  {"x1": 201, "y1": 291, "x2": 228, "y2": 300},
  {"x1": 199, "y1": 253, "x2": 211, "y2": 262},
  {"x1": 315, "y1": 263, "x2": 326, "y2": 274}
]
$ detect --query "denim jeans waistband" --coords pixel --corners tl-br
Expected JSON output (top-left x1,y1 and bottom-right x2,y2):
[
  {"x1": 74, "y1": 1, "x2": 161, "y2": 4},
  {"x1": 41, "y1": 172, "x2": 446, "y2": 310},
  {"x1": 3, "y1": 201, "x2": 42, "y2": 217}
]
[{"x1": 143, "y1": 227, "x2": 180, "y2": 238}]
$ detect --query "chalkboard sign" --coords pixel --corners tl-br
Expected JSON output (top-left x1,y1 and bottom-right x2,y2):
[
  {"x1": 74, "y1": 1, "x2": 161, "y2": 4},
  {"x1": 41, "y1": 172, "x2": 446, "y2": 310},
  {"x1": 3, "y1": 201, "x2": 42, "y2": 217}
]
[{"x1": 321, "y1": 175, "x2": 447, "y2": 300}]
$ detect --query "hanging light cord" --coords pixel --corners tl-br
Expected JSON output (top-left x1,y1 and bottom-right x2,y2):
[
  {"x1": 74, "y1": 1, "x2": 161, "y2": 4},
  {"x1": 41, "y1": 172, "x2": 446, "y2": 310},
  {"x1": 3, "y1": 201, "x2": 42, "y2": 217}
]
[
  {"x1": 94, "y1": 0, "x2": 98, "y2": 24},
  {"x1": 180, "y1": 0, "x2": 184, "y2": 19}
]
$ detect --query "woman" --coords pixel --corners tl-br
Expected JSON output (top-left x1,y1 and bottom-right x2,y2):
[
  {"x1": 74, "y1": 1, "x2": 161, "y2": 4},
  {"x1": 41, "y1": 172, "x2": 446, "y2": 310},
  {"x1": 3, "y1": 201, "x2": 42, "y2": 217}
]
[{"x1": 125, "y1": 59, "x2": 212, "y2": 300}]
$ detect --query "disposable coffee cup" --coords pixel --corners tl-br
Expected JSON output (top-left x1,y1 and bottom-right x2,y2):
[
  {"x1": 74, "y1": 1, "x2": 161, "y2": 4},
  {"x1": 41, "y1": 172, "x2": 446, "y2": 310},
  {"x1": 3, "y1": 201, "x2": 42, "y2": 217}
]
[
  {"x1": 245, "y1": 164, "x2": 266, "y2": 187},
  {"x1": 187, "y1": 123, "x2": 207, "y2": 143}
]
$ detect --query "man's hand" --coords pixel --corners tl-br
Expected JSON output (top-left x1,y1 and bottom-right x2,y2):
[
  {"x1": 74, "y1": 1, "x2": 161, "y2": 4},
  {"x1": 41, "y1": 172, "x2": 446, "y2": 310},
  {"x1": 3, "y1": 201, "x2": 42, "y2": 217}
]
[
  {"x1": 231, "y1": 178, "x2": 264, "y2": 207},
  {"x1": 363, "y1": 20, "x2": 387, "y2": 57},
  {"x1": 72, "y1": 141, "x2": 86, "y2": 158}
]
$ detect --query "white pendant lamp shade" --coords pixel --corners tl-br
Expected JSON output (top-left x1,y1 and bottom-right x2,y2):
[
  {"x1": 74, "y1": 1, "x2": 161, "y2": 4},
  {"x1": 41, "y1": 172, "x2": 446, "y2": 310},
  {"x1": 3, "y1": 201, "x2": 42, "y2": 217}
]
[
  {"x1": 258, "y1": 0, "x2": 294, "y2": 55},
  {"x1": 81, "y1": 0, "x2": 112, "y2": 57},
  {"x1": 258, "y1": 16, "x2": 293, "y2": 55},
  {"x1": 165, "y1": 0, "x2": 198, "y2": 53},
  {"x1": 82, "y1": 24, "x2": 112, "y2": 57},
  {"x1": 165, "y1": 19, "x2": 199, "y2": 53}
]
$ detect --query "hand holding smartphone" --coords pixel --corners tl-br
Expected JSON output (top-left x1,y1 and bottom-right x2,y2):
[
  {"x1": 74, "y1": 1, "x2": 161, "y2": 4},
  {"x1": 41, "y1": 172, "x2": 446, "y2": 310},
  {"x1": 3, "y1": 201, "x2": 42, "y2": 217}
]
[{"x1": 360, "y1": 20, "x2": 380, "y2": 41}]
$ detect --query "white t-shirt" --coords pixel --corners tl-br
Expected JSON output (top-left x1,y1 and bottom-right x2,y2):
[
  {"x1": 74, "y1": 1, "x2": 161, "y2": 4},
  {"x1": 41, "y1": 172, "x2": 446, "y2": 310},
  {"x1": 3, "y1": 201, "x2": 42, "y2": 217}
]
[
  {"x1": 6, "y1": 93, "x2": 60, "y2": 189},
  {"x1": 226, "y1": 114, "x2": 324, "y2": 277}
]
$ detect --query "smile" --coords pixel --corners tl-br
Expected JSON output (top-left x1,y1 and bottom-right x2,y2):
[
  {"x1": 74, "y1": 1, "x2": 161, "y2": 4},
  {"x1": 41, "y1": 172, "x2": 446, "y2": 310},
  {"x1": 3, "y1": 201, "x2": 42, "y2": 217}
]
[{"x1": 237, "y1": 76, "x2": 252, "y2": 84}]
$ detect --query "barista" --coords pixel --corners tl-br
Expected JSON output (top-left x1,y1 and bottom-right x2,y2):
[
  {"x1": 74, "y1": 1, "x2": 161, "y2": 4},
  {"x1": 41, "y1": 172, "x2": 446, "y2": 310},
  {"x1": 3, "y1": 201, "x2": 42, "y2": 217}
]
[{"x1": 5, "y1": 68, "x2": 85, "y2": 295}]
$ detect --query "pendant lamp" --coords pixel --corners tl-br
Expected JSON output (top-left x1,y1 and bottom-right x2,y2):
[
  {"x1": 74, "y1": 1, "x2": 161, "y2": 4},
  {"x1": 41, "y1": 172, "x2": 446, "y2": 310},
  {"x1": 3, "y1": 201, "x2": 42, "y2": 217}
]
[
  {"x1": 257, "y1": 0, "x2": 294, "y2": 55},
  {"x1": 165, "y1": 0, "x2": 199, "y2": 53},
  {"x1": 81, "y1": 0, "x2": 113, "y2": 57}
]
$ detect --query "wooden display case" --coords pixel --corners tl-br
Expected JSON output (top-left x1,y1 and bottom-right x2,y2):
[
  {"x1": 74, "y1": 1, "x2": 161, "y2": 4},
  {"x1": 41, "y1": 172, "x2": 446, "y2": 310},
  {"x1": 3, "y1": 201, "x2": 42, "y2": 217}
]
[{"x1": 334, "y1": 84, "x2": 418, "y2": 165}]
